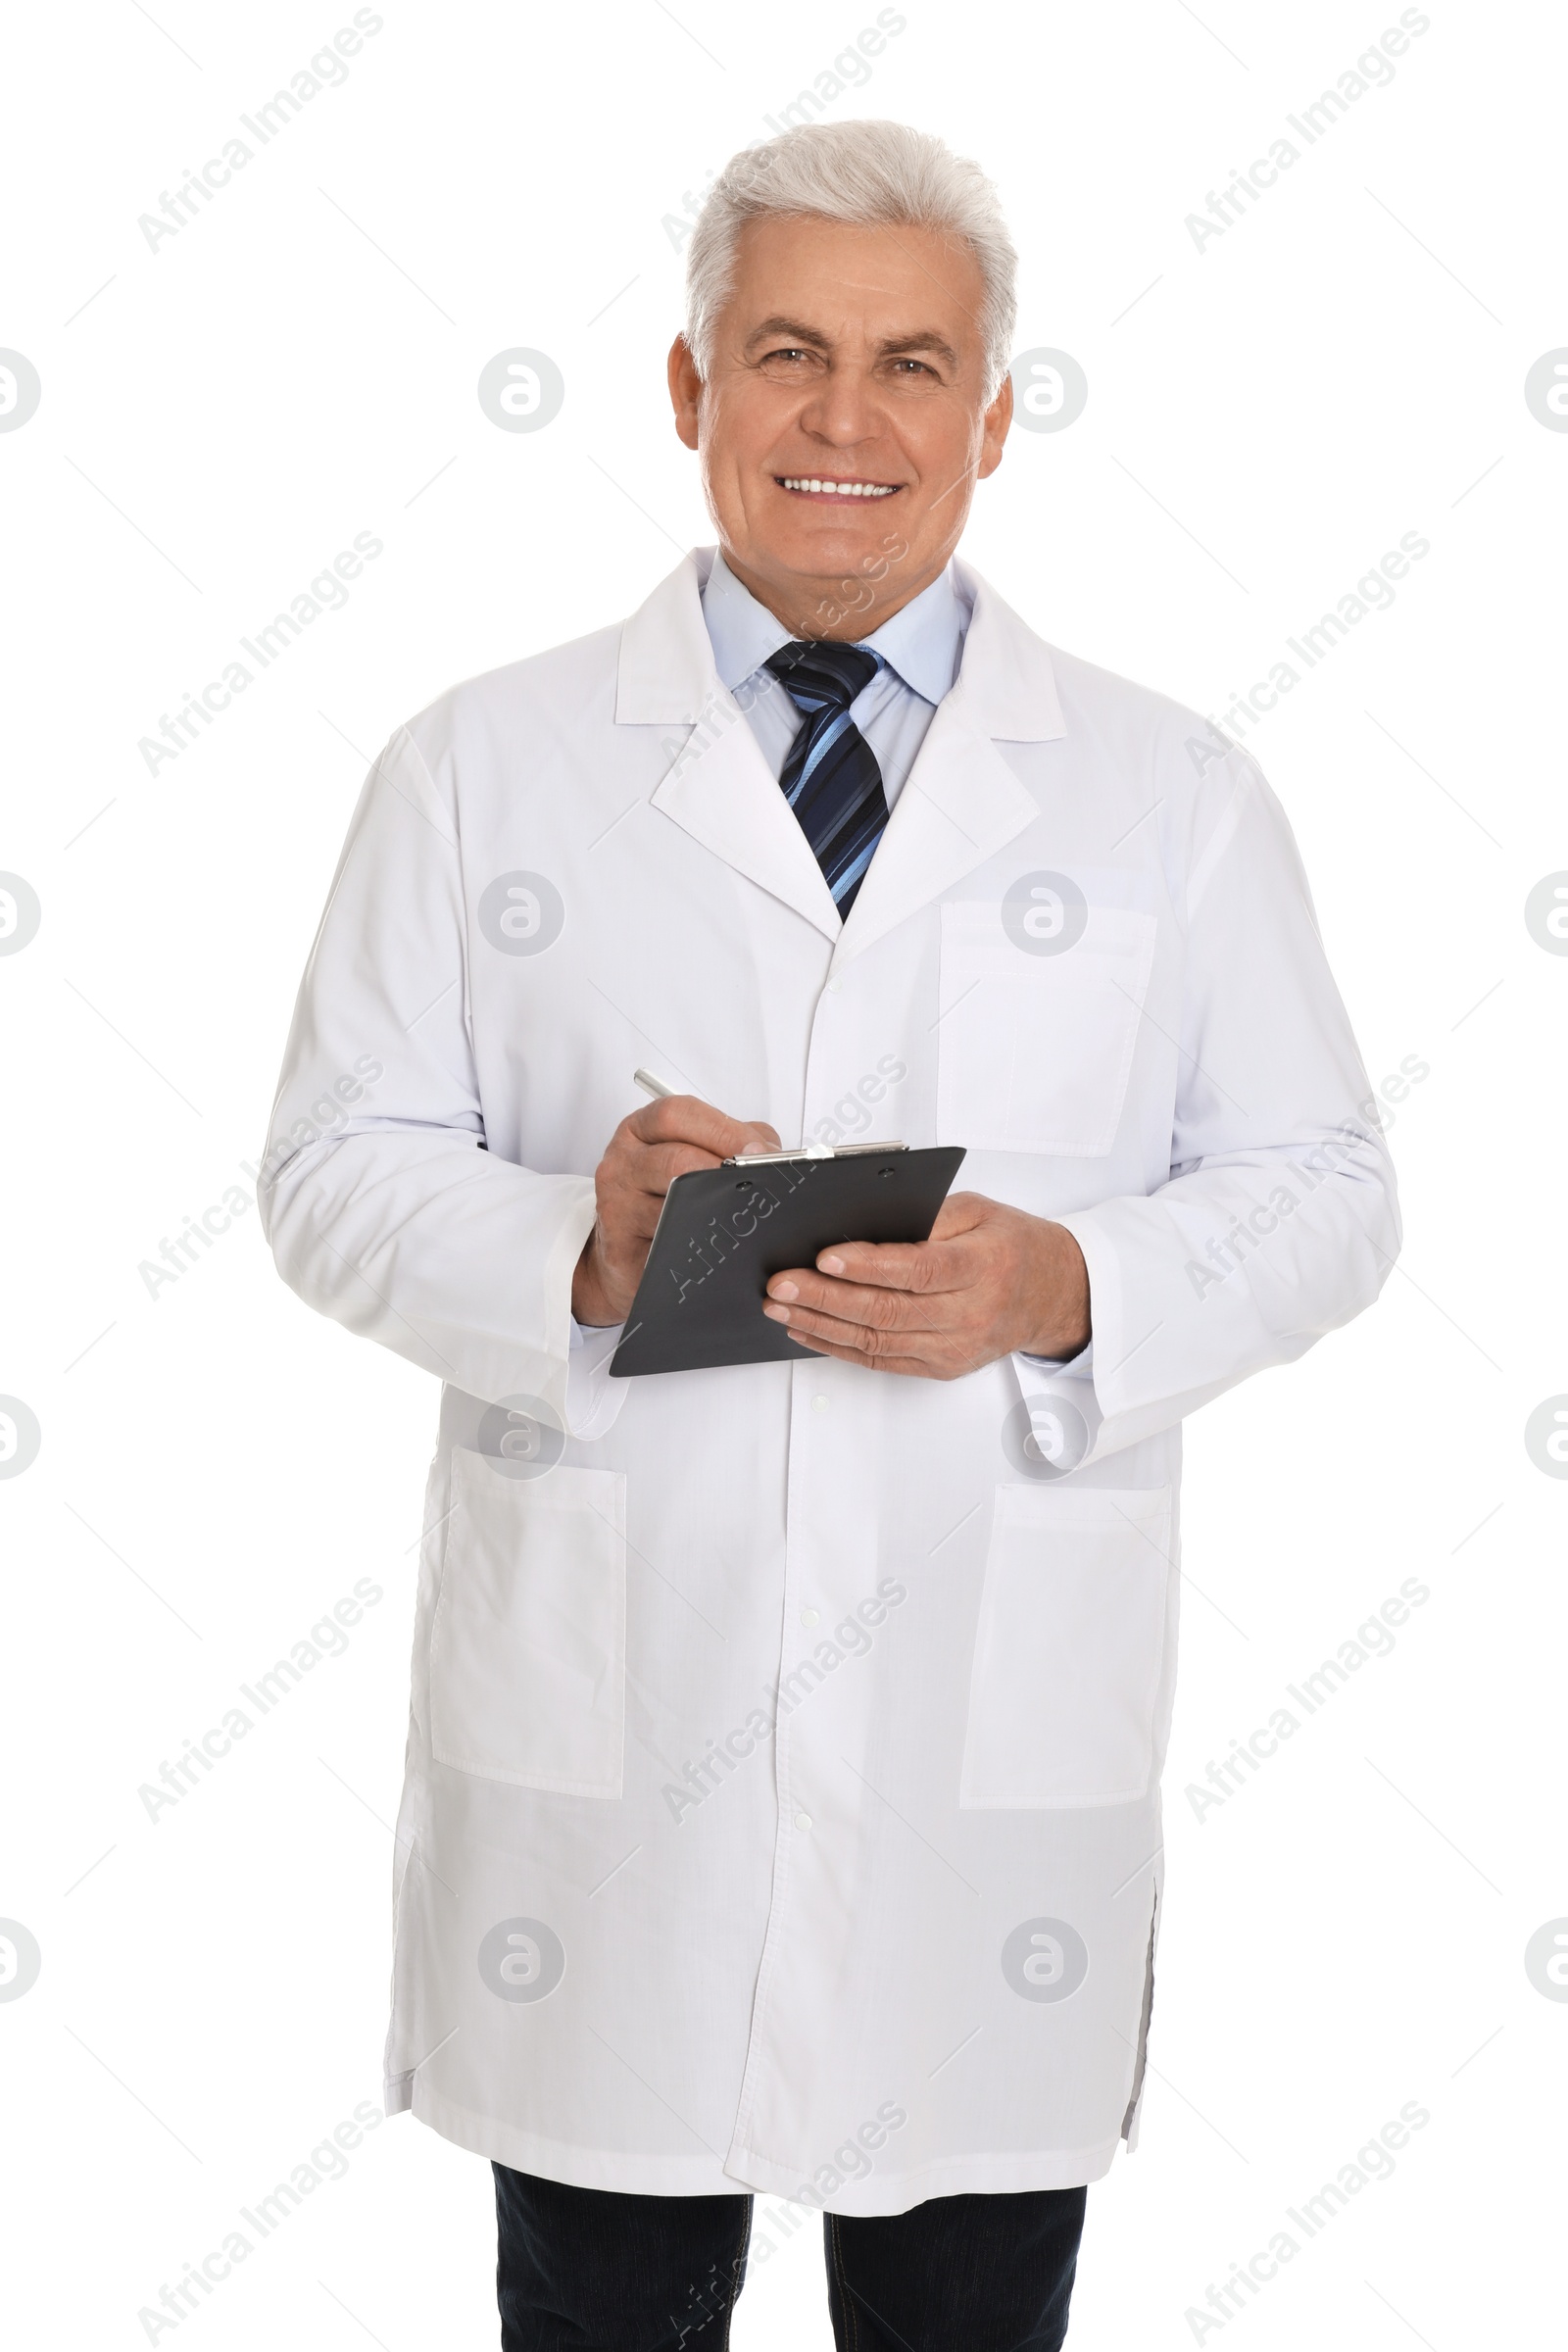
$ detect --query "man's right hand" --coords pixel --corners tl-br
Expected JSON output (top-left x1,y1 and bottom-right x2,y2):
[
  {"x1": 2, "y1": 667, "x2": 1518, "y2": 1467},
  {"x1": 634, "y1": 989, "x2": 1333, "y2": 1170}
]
[{"x1": 572, "y1": 1096, "x2": 782, "y2": 1326}]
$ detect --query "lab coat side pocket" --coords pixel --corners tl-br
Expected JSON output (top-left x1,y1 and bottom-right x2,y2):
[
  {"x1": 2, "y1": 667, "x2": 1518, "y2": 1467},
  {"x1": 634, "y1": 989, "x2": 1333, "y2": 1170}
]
[
  {"x1": 958, "y1": 1484, "x2": 1172, "y2": 1809},
  {"x1": 429, "y1": 1448, "x2": 626, "y2": 1797}
]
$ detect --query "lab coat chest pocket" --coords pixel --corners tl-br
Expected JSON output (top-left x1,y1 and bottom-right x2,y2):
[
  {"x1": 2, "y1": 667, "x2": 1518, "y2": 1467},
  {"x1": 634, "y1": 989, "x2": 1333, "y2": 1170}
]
[
  {"x1": 430, "y1": 1448, "x2": 625, "y2": 1797},
  {"x1": 959, "y1": 1485, "x2": 1172, "y2": 1809},
  {"x1": 935, "y1": 890, "x2": 1157, "y2": 1155}
]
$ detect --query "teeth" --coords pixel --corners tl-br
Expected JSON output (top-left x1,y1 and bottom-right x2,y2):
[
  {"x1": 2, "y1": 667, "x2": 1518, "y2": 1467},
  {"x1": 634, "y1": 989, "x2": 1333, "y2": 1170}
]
[{"x1": 781, "y1": 477, "x2": 896, "y2": 497}]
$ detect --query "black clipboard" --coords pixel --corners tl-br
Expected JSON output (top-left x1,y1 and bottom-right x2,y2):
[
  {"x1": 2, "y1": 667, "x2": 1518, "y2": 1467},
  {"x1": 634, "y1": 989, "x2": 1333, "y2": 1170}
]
[{"x1": 609, "y1": 1144, "x2": 966, "y2": 1377}]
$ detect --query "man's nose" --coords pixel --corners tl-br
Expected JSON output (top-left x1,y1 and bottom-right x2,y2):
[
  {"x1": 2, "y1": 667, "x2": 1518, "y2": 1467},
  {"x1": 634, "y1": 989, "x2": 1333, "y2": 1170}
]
[{"x1": 795, "y1": 367, "x2": 886, "y2": 444}]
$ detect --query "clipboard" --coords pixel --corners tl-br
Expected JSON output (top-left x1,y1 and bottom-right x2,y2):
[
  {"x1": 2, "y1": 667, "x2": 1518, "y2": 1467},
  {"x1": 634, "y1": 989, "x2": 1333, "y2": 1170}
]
[{"x1": 609, "y1": 1143, "x2": 967, "y2": 1377}]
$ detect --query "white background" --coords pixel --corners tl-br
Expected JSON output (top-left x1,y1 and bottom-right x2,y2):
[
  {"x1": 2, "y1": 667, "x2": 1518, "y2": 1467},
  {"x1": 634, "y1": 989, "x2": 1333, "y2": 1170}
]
[{"x1": 2, "y1": 1, "x2": 1565, "y2": 2345}]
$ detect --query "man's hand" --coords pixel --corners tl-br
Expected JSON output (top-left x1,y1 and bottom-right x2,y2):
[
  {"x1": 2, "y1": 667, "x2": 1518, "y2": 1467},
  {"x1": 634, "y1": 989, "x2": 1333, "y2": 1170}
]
[
  {"x1": 573, "y1": 1097, "x2": 782, "y2": 1326},
  {"x1": 760, "y1": 1192, "x2": 1090, "y2": 1378}
]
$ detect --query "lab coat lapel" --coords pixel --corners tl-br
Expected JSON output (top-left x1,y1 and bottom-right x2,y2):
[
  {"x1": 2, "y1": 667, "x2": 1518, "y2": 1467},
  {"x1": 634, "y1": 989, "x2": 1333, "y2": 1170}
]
[
  {"x1": 652, "y1": 719, "x2": 842, "y2": 944},
  {"x1": 617, "y1": 553, "x2": 842, "y2": 945},
  {"x1": 832, "y1": 564, "x2": 1067, "y2": 970}
]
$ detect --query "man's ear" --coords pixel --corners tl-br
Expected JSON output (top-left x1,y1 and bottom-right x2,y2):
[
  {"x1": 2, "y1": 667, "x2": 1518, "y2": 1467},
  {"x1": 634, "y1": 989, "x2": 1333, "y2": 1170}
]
[
  {"x1": 977, "y1": 368, "x2": 1012, "y2": 480},
  {"x1": 668, "y1": 334, "x2": 702, "y2": 451}
]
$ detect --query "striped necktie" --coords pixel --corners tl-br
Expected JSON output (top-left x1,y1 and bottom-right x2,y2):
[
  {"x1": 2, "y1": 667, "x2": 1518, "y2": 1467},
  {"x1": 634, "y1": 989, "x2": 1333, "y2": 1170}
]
[{"x1": 762, "y1": 639, "x2": 888, "y2": 917}]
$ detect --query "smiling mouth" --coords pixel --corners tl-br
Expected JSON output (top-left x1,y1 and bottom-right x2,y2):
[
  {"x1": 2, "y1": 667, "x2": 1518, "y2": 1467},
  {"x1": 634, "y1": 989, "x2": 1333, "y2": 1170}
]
[{"x1": 776, "y1": 475, "x2": 902, "y2": 500}]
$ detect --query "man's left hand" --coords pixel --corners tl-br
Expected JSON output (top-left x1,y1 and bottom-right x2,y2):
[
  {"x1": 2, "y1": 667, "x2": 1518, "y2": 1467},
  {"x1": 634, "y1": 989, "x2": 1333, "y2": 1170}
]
[{"x1": 762, "y1": 1192, "x2": 1091, "y2": 1379}]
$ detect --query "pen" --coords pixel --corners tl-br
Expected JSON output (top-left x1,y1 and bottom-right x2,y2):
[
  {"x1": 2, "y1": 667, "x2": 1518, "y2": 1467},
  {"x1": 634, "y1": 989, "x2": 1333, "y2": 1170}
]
[{"x1": 633, "y1": 1067, "x2": 678, "y2": 1100}]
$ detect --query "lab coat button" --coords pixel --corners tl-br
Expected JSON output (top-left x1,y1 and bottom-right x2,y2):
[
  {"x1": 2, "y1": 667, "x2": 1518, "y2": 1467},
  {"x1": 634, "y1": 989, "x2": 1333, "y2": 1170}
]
[
  {"x1": 801, "y1": 1607, "x2": 820, "y2": 1628},
  {"x1": 812, "y1": 1394, "x2": 830, "y2": 1413},
  {"x1": 794, "y1": 1810, "x2": 812, "y2": 1832}
]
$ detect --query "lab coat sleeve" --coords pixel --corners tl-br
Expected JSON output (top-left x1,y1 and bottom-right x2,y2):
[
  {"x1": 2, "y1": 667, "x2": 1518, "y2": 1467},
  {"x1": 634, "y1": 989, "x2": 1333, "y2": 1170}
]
[
  {"x1": 1044, "y1": 748, "x2": 1400, "y2": 1466},
  {"x1": 258, "y1": 726, "x2": 600, "y2": 1430}
]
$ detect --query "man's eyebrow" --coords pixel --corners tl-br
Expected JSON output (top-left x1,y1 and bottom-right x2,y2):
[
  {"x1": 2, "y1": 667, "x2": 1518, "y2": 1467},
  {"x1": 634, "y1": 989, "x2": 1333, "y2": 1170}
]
[
  {"x1": 872, "y1": 329, "x2": 959, "y2": 368},
  {"x1": 744, "y1": 317, "x2": 832, "y2": 353},
  {"x1": 742, "y1": 318, "x2": 961, "y2": 370}
]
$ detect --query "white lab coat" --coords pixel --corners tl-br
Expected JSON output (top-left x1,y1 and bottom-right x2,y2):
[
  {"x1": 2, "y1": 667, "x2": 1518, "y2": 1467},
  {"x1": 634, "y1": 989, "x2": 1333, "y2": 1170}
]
[{"x1": 262, "y1": 547, "x2": 1397, "y2": 2213}]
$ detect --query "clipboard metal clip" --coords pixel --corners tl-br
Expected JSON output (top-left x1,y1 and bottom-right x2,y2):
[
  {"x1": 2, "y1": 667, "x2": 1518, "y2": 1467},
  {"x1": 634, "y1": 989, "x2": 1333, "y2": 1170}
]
[{"x1": 726, "y1": 1140, "x2": 907, "y2": 1166}]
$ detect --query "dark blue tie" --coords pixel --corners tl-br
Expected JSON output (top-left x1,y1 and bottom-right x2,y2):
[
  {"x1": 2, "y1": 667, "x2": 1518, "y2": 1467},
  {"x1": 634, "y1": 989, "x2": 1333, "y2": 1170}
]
[{"x1": 763, "y1": 639, "x2": 888, "y2": 917}]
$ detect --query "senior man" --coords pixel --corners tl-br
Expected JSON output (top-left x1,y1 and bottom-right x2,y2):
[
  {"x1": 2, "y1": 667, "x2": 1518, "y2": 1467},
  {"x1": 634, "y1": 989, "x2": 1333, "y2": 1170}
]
[{"x1": 263, "y1": 120, "x2": 1398, "y2": 2352}]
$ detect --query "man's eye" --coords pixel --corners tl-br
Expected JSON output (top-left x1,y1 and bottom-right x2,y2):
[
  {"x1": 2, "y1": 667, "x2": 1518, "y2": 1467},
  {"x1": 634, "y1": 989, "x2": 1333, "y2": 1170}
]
[{"x1": 890, "y1": 358, "x2": 934, "y2": 376}]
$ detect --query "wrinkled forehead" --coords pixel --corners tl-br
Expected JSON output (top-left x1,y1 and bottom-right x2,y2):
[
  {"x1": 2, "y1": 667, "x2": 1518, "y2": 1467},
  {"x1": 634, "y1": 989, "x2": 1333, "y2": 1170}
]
[{"x1": 721, "y1": 214, "x2": 989, "y2": 359}]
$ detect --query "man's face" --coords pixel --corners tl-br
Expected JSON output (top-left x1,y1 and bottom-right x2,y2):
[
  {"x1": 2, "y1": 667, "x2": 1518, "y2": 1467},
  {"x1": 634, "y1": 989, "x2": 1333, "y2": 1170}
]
[{"x1": 668, "y1": 213, "x2": 1011, "y2": 640}]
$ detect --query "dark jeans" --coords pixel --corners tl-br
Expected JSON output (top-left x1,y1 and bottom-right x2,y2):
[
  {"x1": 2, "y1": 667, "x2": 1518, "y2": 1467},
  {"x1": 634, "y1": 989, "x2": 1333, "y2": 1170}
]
[{"x1": 494, "y1": 2163, "x2": 1087, "y2": 2352}]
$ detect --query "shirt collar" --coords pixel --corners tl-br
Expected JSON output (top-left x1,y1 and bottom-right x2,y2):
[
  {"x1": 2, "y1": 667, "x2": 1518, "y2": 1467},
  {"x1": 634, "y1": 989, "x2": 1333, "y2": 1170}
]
[{"x1": 701, "y1": 547, "x2": 965, "y2": 707}]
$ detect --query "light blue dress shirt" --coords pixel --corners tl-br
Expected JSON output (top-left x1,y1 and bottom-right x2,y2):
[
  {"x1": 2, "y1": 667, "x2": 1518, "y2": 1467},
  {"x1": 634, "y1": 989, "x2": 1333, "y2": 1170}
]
[{"x1": 700, "y1": 548, "x2": 970, "y2": 813}]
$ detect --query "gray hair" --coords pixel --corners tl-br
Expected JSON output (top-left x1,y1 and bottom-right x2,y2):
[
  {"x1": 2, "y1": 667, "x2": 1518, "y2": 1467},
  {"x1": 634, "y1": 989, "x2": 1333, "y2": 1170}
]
[{"x1": 685, "y1": 121, "x2": 1017, "y2": 402}]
